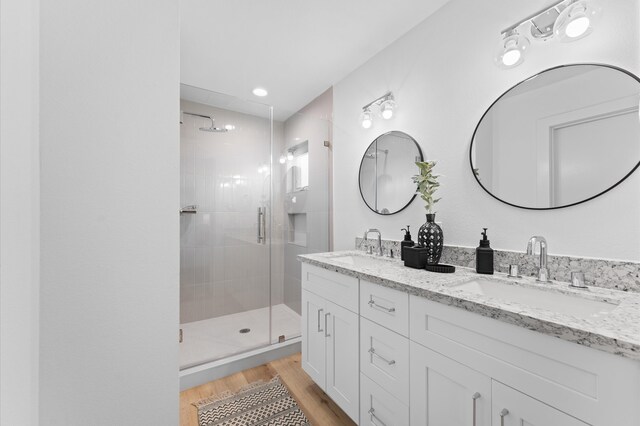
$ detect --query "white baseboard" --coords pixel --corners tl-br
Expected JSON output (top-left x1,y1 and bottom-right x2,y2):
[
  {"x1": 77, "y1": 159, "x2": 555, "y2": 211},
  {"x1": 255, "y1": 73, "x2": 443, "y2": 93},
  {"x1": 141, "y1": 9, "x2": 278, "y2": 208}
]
[{"x1": 179, "y1": 337, "x2": 301, "y2": 391}]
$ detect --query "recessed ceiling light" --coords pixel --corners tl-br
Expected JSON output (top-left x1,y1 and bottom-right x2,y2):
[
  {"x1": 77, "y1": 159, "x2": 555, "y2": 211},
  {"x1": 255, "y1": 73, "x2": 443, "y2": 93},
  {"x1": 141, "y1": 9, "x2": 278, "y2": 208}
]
[{"x1": 252, "y1": 87, "x2": 268, "y2": 97}]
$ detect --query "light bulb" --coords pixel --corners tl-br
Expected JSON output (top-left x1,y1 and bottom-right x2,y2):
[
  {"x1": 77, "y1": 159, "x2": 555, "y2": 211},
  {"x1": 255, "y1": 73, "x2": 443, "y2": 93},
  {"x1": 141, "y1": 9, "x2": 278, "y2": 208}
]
[
  {"x1": 287, "y1": 151, "x2": 294, "y2": 161},
  {"x1": 565, "y1": 16, "x2": 590, "y2": 38},
  {"x1": 495, "y1": 30, "x2": 529, "y2": 69},
  {"x1": 380, "y1": 99, "x2": 396, "y2": 119},
  {"x1": 279, "y1": 155, "x2": 286, "y2": 164},
  {"x1": 554, "y1": 1, "x2": 601, "y2": 43},
  {"x1": 502, "y1": 49, "x2": 521, "y2": 67},
  {"x1": 224, "y1": 124, "x2": 235, "y2": 131},
  {"x1": 360, "y1": 109, "x2": 373, "y2": 128}
]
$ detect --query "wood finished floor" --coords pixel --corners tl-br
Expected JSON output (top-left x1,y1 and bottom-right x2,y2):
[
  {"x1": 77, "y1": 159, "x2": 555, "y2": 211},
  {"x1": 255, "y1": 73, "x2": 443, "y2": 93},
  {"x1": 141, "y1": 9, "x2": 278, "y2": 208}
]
[{"x1": 180, "y1": 353, "x2": 356, "y2": 426}]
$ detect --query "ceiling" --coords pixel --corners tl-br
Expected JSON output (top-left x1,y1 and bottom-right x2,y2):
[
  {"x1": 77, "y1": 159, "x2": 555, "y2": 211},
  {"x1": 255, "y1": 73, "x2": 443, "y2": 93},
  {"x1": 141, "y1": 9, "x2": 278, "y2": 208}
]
[{"x1": 180, "y1": 0, "x2": 451, "y2": 121}]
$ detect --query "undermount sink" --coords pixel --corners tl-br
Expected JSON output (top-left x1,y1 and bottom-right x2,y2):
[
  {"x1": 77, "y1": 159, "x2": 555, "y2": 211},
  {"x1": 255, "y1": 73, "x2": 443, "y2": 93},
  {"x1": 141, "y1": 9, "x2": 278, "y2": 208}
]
[
  {"x1": 451, "y1": 279, "x2": 619, "y2": 319},
  {"x1": 330, "y1": 254, "x2": 387, "y2": 267}
]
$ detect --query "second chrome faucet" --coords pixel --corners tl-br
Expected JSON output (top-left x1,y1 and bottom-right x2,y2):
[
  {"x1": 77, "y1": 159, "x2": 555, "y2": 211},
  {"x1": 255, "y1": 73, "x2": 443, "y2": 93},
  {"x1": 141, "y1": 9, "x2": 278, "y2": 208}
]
[
  {"x1": 360, "y1": 229, "x2": 383, "y2": 256},
  {"x1": 527, "y1": 236, "x2": 551, "y2": 282}
]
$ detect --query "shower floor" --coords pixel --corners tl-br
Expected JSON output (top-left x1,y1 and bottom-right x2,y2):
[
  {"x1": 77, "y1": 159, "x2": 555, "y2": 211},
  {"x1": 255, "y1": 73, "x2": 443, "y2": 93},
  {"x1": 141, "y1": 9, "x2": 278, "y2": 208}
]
[{"x1": 179, "y1": 303, "x2": 301, "y2": 369}]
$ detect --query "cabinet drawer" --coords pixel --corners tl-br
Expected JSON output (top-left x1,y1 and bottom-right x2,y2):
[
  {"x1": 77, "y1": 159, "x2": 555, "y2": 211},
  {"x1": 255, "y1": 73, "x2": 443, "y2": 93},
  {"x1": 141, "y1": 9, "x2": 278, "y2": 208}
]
[
  {"x1": 360, "y1": 318, "x2": 409, "y2": 401},
  {"x1": 302, "y1": 264, "x2": 358, "y2": 312},
  {"x1": 360, "y1": 280, "x2": 409, "y2": 336},
  {"x1": 492, "y1": 381, "x2": 588, "y2": 426},
  {"x1": 360, "y1": 373, "x2": 409, "y2": 426}
]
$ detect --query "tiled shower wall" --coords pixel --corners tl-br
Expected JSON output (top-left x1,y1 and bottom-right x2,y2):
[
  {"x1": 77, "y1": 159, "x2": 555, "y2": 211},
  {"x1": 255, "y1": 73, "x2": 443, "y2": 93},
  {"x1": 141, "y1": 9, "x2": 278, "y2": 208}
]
[{"x1": 180, "y1": 100, "x2": 285, "y2": 323}]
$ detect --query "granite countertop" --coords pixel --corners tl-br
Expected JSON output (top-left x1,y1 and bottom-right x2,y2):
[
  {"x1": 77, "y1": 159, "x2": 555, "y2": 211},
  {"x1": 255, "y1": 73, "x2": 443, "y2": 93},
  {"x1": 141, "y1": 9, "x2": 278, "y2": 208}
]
[{"x1": 298, "y1": 250, "x2": 640, "y2": 360}]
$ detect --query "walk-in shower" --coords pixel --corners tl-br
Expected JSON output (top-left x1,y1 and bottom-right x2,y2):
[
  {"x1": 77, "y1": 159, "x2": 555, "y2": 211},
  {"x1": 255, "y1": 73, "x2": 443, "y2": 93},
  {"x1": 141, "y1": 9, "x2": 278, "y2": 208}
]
[{"x1": 178, "y1": 84, "x2": 331, "y2": 378}]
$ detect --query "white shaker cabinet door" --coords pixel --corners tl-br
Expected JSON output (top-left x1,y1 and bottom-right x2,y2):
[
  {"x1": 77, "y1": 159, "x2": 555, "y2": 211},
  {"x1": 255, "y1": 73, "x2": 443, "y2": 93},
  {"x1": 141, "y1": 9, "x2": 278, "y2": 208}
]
[
  {"x1": 325, "y1": 300, "x2": 360, "y2": 423},
  {"x1": 301, "y1": 289, "x2": 326, "y2": 390},
  {"x1": 492, "y1": 381, "x2": 589, "y2": 426},
  {"x1": 410, "y1": 341, "x2": 492, "y2": 426}
]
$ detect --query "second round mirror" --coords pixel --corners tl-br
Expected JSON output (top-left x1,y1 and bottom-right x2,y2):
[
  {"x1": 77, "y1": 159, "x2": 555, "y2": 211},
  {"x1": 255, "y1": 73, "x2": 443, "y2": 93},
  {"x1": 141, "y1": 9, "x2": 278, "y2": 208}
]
[{"x1": 359, "y1": 131, "x2": 423, "y2": 215}]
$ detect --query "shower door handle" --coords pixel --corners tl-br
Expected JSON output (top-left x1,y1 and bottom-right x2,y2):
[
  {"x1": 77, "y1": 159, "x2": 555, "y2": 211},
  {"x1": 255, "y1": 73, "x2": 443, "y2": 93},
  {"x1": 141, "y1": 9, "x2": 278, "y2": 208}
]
[{"x1": 257, "y1": 207, "x2": 266, "y2": 244}]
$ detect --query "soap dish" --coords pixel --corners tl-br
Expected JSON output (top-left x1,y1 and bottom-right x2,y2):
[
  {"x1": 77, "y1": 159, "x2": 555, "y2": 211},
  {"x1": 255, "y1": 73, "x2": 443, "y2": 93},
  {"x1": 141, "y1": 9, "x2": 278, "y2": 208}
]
[{"x1": 425, "y1": 264, "x2": 456, "y2": 274}]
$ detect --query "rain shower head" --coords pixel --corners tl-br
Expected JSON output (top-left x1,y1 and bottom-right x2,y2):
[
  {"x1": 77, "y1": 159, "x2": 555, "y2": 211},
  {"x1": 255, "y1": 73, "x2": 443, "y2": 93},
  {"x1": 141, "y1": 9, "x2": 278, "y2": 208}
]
[
  {"x1": 199, "y1": 126, "x2": 228, "y2": 133},
  {"x1": 182, "y1": 111, "x2": 229, "y2": 133}
]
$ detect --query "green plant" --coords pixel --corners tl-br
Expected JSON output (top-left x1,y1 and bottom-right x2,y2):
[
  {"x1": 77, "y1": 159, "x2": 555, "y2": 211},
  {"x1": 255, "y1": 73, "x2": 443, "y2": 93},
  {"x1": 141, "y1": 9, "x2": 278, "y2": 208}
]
[{"x1": 412, "y1": 161, "x2": 440, "y2": 214}]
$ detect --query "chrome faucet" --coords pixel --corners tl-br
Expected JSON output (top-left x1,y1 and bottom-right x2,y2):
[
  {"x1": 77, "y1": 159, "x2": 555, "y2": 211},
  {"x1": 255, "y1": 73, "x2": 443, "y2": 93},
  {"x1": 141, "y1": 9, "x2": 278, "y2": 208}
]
[
  {"x1": 360, "y1": 229, "x2": 383, "y2": 256},
  {"x1": 526, "y1": 236, "x2": 550, "y2": 282}
]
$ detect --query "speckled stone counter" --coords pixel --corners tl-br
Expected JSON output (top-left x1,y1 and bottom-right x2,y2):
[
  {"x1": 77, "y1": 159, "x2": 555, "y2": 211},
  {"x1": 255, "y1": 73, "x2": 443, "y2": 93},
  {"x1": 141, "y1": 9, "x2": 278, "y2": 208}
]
[{"x1": 299, "y1": 251, "x2": 640, "y2": 360}]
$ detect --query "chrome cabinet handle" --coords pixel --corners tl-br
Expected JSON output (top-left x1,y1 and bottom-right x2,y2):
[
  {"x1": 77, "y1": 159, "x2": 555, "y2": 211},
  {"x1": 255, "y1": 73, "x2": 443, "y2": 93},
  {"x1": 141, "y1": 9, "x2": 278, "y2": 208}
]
[
  {"x1": 324, "y1": 312, "x2": 330, "y2": 337},
  {"x1": 472, "y1": 392, "x2": 480, "y2": 426},
  {"x1": 368, "y1": 347, "x2": 395, "y2": 365},
  {"x1": 317, "y1": 308, "x2": 323, "y2": 332},
  {"x1": 368, "y1": 408, "x2": 387, "y2": 426},
  {"x1": 500, "y1": 408, "x2": 509, "y2": 426},
  {"x1": 368, "y1": 298, "x2": 395, "y2": 313}
]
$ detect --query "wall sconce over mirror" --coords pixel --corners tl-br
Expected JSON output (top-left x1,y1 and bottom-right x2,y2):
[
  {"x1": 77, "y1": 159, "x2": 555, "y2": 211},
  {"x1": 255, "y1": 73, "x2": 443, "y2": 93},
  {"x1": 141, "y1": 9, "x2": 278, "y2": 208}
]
[
  {"x1": 495, "y1": 0, "x2": 602, "y2": 69},
  {"x1": 359, "y1": 131, "x2": 423, "y2": 215},
  {"x1": 470, "y1": 63, "x2": 640, "y2": 210},
  {"x1": 360, "y1": 92, "x2": 396, "y2": 128}
]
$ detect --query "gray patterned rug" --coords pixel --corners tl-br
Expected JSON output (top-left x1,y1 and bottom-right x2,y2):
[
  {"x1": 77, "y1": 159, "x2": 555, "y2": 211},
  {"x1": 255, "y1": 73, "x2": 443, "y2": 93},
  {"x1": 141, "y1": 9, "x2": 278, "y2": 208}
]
[{"x1": 194, "y1": 376, "x2": 310, "y2": 426}]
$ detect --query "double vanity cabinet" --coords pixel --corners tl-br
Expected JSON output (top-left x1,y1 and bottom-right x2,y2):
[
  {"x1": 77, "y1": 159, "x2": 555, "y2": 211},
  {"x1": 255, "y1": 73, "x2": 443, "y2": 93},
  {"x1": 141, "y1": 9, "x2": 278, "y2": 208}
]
[{"x1": 299, "y1": 252, "x2": 640, "y2": 426}]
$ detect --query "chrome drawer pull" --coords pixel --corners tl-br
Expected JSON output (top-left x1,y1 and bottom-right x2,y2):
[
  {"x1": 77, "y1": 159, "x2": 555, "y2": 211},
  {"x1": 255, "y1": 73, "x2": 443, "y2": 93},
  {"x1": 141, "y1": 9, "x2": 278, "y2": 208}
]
[
  {"x1": 368, "y1": 347, "x2": 396, "y2": 365},
  {"x1": 500, "y1": 408, "x2": 509, "y2": 426},
  {"x1": 472, "y1": 392, "x2": 480, "y2": 426},
  {"x1": 324, "y1": 312, "x2": 330, "y2": 337},
  {"x1": 368, "y1": 298, "x2": 395, "y2": 313},
  {"x1": 368, "y1": 408, "x2": 387, "y2": 426},
  {"x1": 317, "y1": 308, "x2": 323, "y2": 333}
]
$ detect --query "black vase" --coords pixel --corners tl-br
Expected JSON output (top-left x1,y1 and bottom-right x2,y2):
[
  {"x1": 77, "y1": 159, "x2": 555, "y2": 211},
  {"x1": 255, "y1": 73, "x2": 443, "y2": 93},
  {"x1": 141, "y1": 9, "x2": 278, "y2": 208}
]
[{"x1": 417, "y1": 213, "x2": 443, "y2": 265}]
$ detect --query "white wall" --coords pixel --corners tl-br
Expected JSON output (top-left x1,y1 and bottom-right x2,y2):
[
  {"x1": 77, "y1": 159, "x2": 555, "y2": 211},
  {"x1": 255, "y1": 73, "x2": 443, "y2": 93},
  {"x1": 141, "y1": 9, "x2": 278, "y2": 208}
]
[
  {"x1": 39, "y1": 1, "x2": 180, "y2": 424},
  {"x1": 0, "y1": 0, "x2": 40, "y2": 424},
  {"x1": 334, "y1": 0, "x2": 640, "y2": 261}
]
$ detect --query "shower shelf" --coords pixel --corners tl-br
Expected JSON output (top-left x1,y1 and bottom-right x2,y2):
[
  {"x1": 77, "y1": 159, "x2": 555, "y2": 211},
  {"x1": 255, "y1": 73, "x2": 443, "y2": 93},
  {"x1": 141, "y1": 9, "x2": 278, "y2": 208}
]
[{"x1": 180, "y1": 205, "x2": 198, "y2": 215}]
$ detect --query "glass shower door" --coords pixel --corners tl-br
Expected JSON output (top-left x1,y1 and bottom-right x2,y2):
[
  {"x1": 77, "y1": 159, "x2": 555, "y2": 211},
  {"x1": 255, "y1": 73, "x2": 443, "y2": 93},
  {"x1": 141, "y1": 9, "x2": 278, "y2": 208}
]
[
  {"x1": 179, "y1": 84, "x2": 273, "y2": 369},
  {"x1": 271, "y1": 107, "x2": 332, "y2": 343}
]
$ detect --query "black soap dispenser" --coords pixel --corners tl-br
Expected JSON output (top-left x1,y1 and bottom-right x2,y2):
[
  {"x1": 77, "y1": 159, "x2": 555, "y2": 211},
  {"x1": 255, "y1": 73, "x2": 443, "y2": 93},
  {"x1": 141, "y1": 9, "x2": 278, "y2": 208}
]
[
  {"x1": 400, "y1": 226, "x2": 414, "y2": 261},
  {"x1": 476, "y1": 228, "x2": 494, "y2": 275}
]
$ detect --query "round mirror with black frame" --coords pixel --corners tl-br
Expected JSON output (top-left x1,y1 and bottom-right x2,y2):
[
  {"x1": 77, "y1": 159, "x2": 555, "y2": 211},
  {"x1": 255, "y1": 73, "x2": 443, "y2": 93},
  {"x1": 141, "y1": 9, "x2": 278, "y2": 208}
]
[
  {"x1": 470, "y1": 63, "x2": 640, "y2": 210},
  {"x1": 359, "y1": 130, "x2": 423, "y2": 215}
]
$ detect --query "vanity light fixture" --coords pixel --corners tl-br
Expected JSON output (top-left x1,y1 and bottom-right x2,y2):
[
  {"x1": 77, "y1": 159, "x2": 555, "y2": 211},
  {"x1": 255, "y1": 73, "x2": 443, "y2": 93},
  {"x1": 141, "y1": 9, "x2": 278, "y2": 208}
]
[
  {"x1": 360, "y1": 92, "x2": 395, "y2": 128},
  {"x1": 286, "y1": 150, "x2": 295, "y2": 161},
  {"x1": 279, "y1": 155, "x2": 286, "y2": 164},
  {"x1": 495, "y1": 0, "x2": 602, "y2": 69}
]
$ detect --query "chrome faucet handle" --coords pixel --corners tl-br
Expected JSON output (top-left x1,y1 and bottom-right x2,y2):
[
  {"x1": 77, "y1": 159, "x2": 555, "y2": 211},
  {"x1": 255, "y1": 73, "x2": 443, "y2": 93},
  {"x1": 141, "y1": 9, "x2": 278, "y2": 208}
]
[
  {"x1": 507, "y1": 264, "x2": 521, "y2": 278},
  {"x1": 570, "y1": 271, "x2": 588, "y2": 289}
]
